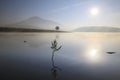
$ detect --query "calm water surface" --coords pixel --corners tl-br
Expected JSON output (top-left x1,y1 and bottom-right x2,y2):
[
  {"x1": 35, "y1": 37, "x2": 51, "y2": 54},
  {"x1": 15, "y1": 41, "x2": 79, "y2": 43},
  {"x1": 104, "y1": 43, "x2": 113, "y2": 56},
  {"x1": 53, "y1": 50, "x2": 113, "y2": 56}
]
[{"x1": 0, "y1": 32, "x2": 120, "y2": 80}]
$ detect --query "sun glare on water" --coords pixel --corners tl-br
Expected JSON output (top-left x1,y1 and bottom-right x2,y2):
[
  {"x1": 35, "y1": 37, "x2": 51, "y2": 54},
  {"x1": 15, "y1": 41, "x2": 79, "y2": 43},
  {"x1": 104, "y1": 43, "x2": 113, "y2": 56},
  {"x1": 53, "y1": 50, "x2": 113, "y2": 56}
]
[
  {"x1": 90, "y1": 49, "x2": 98, "y2": 57},
  {"x1": 87, "y1": 49, "x2": 101, "y2": 62}
]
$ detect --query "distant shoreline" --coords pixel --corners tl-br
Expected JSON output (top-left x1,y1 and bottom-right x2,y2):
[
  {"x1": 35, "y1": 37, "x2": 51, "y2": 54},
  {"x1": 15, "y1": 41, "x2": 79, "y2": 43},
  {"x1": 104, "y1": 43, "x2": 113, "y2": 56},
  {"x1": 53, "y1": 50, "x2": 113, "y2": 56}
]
[{"x1": 0, "y1": 27, "x2": 66, "y2": 32}]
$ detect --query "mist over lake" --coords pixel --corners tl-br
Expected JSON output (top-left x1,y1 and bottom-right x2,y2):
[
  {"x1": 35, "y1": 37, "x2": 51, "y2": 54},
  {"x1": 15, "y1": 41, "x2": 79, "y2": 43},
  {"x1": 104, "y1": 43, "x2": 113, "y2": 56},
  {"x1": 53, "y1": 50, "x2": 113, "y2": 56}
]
[{"x1": 0, "y1": 32, "x2": 120, "y2": 80}]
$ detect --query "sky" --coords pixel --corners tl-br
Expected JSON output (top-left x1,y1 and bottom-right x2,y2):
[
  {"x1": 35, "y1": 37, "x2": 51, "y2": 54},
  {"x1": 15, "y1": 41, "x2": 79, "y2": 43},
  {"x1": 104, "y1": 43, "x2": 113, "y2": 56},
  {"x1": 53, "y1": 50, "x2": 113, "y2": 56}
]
[{"x1": 0, "y1": 0, "x2": 120, "y2": 28}]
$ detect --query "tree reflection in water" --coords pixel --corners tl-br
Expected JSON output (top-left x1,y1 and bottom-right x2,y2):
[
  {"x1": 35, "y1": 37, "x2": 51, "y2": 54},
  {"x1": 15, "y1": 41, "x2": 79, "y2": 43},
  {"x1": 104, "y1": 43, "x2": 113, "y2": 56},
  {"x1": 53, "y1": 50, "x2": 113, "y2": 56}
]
[{"x1": 51, "y1": 38, "x2": 62, "y2": 79}]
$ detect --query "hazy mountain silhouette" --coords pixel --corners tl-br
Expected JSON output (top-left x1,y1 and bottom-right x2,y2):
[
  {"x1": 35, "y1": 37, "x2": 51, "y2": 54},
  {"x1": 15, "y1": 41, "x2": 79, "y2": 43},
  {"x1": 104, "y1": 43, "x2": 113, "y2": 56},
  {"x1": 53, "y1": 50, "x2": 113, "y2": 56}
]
[
  {"x1": 74, "y1": 26, "x2": 120, "y2": 32},
  {"x1": 5, "y1": 16, "x2": 62, "y2": 30}
]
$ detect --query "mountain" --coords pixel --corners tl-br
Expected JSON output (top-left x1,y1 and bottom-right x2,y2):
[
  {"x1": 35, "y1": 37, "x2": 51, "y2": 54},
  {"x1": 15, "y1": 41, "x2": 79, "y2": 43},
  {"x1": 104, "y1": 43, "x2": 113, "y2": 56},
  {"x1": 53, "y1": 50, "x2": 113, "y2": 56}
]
[
  {"x1": 4, "y1": 16, "x2": 63, "y2": 30},
  {"x1": 74, "y1": 26, "x2": 120, "y2": 32}
]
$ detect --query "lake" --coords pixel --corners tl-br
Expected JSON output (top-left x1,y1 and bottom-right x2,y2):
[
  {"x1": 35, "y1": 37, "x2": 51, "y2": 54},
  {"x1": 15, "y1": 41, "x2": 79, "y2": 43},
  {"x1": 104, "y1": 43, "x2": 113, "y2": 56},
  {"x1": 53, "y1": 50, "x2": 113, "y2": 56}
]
[{"x1": 0, "y1": 32, "x2": 120, "y2": 80}]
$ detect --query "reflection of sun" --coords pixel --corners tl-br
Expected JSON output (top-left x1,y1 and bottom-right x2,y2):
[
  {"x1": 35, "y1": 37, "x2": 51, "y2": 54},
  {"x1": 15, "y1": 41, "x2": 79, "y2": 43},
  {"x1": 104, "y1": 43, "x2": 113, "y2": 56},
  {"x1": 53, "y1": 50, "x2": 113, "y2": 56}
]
[
  {"x1": 89, "y1": 49, "x2": 98, "y2": 60},
  {"x1": 86, "y1": 49, "x2": 100, "y2": 62},
  {"x1": 90, "y1": 49, "x2": 97, "y2": 57}
]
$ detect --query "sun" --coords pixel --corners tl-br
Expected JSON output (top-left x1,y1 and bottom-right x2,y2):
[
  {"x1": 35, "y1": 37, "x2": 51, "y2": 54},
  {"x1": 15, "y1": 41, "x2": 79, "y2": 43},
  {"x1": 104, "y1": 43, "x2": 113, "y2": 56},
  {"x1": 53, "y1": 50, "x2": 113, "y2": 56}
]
[{"x1": 90, "y1": 7, "x2": 99, "y2": 16}]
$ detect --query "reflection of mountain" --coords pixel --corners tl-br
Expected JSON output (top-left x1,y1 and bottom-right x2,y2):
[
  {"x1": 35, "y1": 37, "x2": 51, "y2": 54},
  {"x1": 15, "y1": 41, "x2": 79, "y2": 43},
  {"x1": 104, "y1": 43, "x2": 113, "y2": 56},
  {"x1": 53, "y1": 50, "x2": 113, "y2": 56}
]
[
  {"x1": 5, "y1": 16, "x2": 63, "y2": 30},
  {"x1": 74, "y1": 26, "x2": 120, "y2": 32}
]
